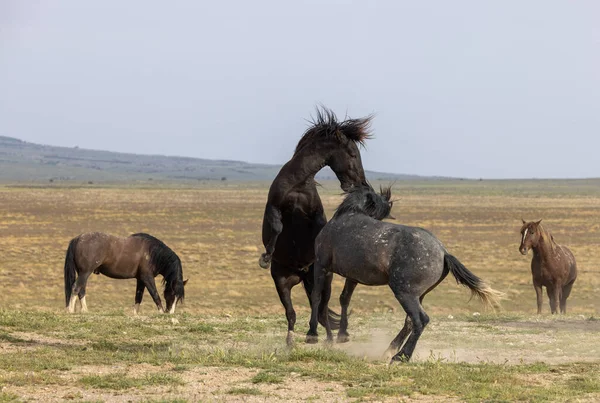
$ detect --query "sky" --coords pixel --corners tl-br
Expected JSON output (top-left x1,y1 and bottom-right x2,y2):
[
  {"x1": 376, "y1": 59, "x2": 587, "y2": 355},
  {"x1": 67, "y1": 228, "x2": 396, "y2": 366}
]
[{"x1": 0, "y1": 1, "x2": 598, "y2": 179}]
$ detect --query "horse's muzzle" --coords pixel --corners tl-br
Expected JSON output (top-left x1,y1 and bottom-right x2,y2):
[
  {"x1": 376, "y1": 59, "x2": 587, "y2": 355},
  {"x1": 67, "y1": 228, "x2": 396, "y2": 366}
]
[{"x1": 519, "y1": 247, "x2": 528, "y2": 256}]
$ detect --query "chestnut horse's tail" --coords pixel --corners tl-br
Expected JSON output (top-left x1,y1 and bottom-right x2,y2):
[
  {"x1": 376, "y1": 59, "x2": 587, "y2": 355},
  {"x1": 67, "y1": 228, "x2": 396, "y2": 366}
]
[
  {"x1": 64, "y1": 237, "x2": 79, "y2": 307},
  {"x1": 302, "y1": 266, "x2": 341, "y2": 330},
  {"x1": 444, "y1": 254, "x2": 503, "y2": 309}
]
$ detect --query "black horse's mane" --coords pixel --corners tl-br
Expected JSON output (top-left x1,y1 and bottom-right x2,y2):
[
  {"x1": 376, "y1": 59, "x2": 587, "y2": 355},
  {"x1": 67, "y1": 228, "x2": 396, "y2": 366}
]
[
  {"x1": 334, "y1": 185, "x2": 392, "y2": 220},
  {"x1": 131, "y1": 233, "x2": 184, "y2": 302},
  {"x1": 294, "y1": 106, "x2": 374, "y2": 154}
]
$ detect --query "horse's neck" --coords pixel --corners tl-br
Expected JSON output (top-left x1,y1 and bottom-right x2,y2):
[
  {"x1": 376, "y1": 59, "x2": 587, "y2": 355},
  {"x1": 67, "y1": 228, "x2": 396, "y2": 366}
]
[
  {"x1": 276, "y1": 149, "x2": 327, "y2": 188},
  {"x1": 532, "y1": 229, "x2": 556, "y2": 259}
]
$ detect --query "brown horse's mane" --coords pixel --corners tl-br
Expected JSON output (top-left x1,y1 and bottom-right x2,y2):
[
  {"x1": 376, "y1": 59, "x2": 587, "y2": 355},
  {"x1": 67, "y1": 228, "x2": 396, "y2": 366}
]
[{"x1": 294, "y1": 106, "x2": 374, "y2": 154}]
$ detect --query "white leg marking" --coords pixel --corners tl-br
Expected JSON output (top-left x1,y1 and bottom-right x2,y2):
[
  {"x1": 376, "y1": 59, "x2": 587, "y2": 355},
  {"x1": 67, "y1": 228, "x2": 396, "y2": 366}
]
[
  {"x1": 80, "y1": 296, "x2": 88, "y2": 313},
  {"x1": 133, "y1": 303, "x2": 140, "y2": 315},
  {"x1": 68, "y1": 295, "x2": 78, "y2": 313},
  {"x1": 158, "y1": 306, "x2": 165, "y2": 313},
  {"x1": 169, "y1": 305, "x2": 176, "y2": 314}
]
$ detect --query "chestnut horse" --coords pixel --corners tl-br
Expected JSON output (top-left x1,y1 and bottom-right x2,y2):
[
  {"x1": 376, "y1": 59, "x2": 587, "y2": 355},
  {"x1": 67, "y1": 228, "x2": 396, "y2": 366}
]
[{"x1": 519, "y1": 220, "x2": 577, "y2": 314}]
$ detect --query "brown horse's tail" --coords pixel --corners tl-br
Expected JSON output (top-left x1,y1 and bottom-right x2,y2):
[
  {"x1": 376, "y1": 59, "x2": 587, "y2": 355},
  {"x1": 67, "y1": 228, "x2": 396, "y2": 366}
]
[
  {"x1": 64, "y1": 238, "x2": 79, "y2": 307},
  {"x1": 302, "y1": 266, "x2": 341, "y2": 330},
  {"x1": 444, "y1": 254, "x2": 503, "y2": 309}
]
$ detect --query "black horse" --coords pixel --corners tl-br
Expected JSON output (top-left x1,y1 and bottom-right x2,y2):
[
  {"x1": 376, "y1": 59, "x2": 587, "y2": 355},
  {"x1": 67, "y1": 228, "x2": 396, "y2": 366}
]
[
  {"x1": 259, "y1": 106, "x2": 372, "y2": 345},
  {"x1": 306, "y1": 185, "x2": 502, "y2": 362},
  {"x1": 64, "y1": 232, "x2": 187, "y2": 314}
]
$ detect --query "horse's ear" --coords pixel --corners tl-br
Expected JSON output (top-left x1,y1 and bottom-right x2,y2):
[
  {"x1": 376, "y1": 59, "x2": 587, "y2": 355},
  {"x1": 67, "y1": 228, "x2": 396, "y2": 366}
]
[
  {"x1": 521, "y1": 218, "x2": 526, "y2": 224},
  {"x1": 535, "y1": 219, "x2": 542, "y2": 225},
  {"x1": 183, "y1": 278, "x2": 189, "y2": 286}
]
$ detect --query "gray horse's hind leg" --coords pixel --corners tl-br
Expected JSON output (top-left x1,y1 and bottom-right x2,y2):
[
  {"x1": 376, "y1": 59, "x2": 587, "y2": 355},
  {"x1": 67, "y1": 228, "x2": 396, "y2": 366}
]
[
  {"x1": 383, "y1": 315, "x2": 412, "y2": 360},
  {"x1": 390, "y1": 294, "x2": 429, "y2": 362},
  {"x1": 306, "y1": 264, "x2": 334, "y2": 344},
  {"x1": 337, "y1": 279, "x2": 357, "y2": 343}
]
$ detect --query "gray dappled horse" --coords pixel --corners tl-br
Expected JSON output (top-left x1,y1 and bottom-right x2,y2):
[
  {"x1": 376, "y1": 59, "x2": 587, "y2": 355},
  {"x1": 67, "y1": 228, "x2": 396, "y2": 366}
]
[{"x1": 307, "y1": 185, "x2": 502, "y2": 362}]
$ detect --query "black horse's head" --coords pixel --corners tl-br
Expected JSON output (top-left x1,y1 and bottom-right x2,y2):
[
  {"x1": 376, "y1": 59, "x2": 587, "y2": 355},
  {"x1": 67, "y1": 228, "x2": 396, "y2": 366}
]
[
  {"x1": 334, "y1": 185, "x2": 394, "y2": 220},
  {"x1": 295, "y1": 106, "x2": 372, "y2": 191}
]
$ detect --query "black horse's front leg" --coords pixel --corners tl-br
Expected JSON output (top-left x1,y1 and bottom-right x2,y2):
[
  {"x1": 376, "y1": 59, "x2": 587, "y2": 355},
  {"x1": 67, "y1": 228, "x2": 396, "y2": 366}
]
[{"x1": 259, "y1": 204, "x2": 283, "y2": 269}]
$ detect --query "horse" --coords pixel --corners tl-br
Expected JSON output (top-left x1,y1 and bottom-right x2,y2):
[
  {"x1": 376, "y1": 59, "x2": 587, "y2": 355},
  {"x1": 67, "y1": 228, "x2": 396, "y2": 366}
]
[
  {"x1": 259, "y1": 106, "x2": 372, "y2": 346},
  {"x1": 306, "y1": 185, "x2": 502, "y2": 362},
  {"x1": 519, "y1": 219, "x2": 577, "y2": 314},
  {"x1": 63, "y1": 232, "x2": 187, "y2": 314}
]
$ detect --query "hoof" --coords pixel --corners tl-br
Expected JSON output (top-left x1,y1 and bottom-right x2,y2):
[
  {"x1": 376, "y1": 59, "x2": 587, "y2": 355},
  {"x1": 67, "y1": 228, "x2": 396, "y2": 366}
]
[
  {"x1": 305, "y1": 334, "x2": 319, "y2": 344},
  {"x1": 258, "y1": 254, "x2": 271, "y2": 269},
  {"x1": 286, "y1": 331, "x2": 295, "y2": 347},
  {"x1": 336, "y1": 333, "x2": 350, "y2": 343},
  {"x1": 390, "y1": 353, "x2": 410, "y2": 364}
]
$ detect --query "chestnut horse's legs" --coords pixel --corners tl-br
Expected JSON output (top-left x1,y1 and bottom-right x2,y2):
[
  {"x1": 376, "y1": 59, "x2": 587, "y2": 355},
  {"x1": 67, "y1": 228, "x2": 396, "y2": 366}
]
[
  {"x1": 560, "y1": 281, "x2": 574, "y2": 314},
  {"x1": 534, "y1": 283, "x2": 544, "y2": 314},
  {"x1": 546, "y1": 285, "x2": 560, "y2": 314}
]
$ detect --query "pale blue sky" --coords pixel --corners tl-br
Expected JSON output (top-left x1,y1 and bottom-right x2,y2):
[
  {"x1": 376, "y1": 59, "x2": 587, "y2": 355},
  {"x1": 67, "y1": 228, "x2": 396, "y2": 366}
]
[{"x1": 1, "y1": 1, "x2": 598, "y2": 178}]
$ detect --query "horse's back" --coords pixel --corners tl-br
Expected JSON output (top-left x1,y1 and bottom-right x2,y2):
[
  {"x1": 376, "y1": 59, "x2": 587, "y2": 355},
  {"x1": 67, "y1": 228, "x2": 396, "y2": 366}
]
[
  {"x1": 558, "y1": 244, "x2": 578, "y2": 282},
  {"x1": 74, "y1": 232, "x2": 144, "y2": 277}
]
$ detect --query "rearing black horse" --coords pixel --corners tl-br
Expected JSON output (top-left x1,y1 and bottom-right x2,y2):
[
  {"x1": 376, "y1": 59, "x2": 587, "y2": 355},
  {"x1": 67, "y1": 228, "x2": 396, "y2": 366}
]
[{"x1": 259, "y1": 106, "x2": 372, "y2": 345}]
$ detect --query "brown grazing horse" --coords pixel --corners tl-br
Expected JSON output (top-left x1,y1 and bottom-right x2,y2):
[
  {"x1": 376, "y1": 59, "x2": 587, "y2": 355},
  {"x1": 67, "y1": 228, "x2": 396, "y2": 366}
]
[
  {"x1": 519, "y1": 220, "x2": 577, "y2": 314},
  {"x1": 64, "y1": 232, "x2": 187, "y2": 314},
  {"x1": 260, "y1": 106, "x2": 371, "y2": 345}
]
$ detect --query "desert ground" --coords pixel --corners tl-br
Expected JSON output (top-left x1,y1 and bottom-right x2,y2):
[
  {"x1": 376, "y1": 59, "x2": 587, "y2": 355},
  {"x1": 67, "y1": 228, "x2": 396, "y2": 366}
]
[{"x1": 0, "y1": 180, "x2": 599, "y2": 402}]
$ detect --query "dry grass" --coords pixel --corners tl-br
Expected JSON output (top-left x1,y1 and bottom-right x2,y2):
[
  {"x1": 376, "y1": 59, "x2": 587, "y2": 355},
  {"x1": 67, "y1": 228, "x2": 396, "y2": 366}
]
[{"x1": 0, "y1": 180, "x2": 599, "y2": 401}]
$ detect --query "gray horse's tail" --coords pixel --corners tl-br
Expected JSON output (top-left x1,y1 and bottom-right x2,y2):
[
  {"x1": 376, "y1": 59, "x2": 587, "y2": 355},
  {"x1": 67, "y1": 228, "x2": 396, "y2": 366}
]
[
  {"x1": 303, "y1": 268, "x2": 341, "y2": 330},
  {"x1": 444, "y1": 254, "x2": 503, "y2": 309},
  {"x1": 64, "y1": 237, "x2": 79, "y2": 307}
]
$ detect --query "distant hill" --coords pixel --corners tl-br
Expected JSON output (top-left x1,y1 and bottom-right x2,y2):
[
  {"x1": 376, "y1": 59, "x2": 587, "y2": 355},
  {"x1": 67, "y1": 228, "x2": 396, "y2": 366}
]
[{"x1": 0, "y1": 136, "x2": 447, "y2": 183}]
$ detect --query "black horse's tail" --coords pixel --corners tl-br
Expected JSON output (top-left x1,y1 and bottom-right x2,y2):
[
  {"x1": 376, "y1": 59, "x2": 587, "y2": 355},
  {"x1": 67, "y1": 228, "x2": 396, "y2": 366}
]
[
  {"x1": 444, "y1": 254, "x2": 503, "y2": 309},
  {"x1": 303, "y1": 266, "x2": 341, "y2": 330},
  {"x1": 64, "y1": 237, "x2": 79, "y2": 307}
]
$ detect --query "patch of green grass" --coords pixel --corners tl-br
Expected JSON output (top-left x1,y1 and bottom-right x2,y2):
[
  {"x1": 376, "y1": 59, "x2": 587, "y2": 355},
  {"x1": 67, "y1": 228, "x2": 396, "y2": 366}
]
[
  {"x1": 0, "y1": 392, "x2": 19, "y2": 403},
  {"x1": 78, "y1": 372, "x2": 184, "y2": 390},
  {"x1": 226, "y1": 387, "x2": 262, "y2": 396},
  {"x1": 251, "y1": 370, "x2": 284, "y2": 384},
  {"x1": 0, "y1": 372, "x2": 66, "y2": 387},
  {"x1": 0, "y1": 333, "x2": 28, "y2": 344},
  {"x1": 187, "y1": 323, "x2": 215, "y2": 333}
]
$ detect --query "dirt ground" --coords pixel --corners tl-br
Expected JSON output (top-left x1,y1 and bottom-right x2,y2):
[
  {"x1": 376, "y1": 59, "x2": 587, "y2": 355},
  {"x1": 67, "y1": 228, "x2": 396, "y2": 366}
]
[{"x1": 1, "y1": 181, "x2": 600, "y2": 401}]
